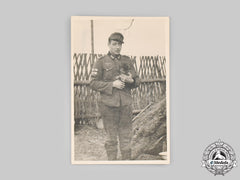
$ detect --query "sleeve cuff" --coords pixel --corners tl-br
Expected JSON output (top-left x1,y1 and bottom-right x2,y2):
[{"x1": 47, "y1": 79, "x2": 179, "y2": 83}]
[{"x1": 104, "y1": 82, "x2": 113, "y2": 95}]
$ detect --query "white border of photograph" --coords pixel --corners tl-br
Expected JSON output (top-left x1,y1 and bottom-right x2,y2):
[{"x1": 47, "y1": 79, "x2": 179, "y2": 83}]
[{"x1": 71, "y1": 16, "x2": 170, "y2": 164}]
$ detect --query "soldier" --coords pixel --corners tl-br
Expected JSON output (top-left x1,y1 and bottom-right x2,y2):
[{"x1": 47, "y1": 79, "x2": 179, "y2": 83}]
[{"x1": 90, "y1": 32, "x2": 140, "y2": 160}]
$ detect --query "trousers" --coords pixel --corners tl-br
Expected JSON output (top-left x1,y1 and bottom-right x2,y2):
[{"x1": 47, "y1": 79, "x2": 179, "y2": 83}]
[{"x1": 100, "y1": 103, "x2": 132, "y2": 160}]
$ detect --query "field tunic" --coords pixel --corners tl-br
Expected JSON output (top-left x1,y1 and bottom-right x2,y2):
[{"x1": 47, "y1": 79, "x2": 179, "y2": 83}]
[{"x1": 90, "y1": 53, "x2": 140, "y2": 107}]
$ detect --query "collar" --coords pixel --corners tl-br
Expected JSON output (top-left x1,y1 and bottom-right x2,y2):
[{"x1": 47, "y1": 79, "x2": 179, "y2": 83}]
[{"x1": 107, "y1": 51, "x2": 121, "y2": 60}]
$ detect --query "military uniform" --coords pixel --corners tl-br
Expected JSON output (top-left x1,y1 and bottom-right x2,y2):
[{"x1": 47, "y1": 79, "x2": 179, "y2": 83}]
[{"x1": 90, "y1": 51, "x2": 140, "y2": 160}]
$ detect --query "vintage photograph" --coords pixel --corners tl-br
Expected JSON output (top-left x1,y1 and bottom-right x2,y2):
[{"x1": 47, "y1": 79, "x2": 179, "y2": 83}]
[{"x1": 71, "y1": 16, "x2": 170, "y2": 164}]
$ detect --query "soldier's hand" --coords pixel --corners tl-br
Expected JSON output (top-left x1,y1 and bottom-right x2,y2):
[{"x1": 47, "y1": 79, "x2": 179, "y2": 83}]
[
  {"x1": 124, "y1": 76, "x2": 134, "y2": 83},
  {"x1": 120, "y1": 74, "x2": 134, "y2": 83},
  {"x1": 113, "y1": 80, "x2": 125, "y2": 89}
]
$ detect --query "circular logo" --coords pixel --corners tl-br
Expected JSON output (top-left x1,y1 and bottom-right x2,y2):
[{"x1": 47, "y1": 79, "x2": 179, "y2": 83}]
[{"x1": 202, "y1": 139, "x2": 237, "y2": 175}]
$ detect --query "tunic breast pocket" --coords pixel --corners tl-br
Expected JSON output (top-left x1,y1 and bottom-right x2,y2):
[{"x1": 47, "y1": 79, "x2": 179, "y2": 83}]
[{"x1": 103, "y1": 63, "x2": 114, "y2": 81}]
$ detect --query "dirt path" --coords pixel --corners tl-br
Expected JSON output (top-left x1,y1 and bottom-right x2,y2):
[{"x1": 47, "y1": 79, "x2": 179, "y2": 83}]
[{"x1": 74, "y1": 126, "x2": 107, "y2": 161}]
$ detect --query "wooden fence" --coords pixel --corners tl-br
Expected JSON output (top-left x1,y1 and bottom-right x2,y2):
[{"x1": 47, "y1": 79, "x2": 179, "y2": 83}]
[{"x1": 73, "y1": 53, "x2": 166, "y2": 125}]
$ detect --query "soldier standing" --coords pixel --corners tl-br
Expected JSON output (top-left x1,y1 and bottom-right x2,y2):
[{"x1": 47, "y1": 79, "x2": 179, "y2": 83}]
[{"x1": 90, "y1": 32, "x2": 140, "y2": 160}]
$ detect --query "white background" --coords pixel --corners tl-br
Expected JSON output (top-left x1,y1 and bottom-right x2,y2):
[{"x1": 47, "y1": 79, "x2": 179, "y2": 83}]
[{"x1": 0, "y1": 0, "x2": 239, "y2": 179}]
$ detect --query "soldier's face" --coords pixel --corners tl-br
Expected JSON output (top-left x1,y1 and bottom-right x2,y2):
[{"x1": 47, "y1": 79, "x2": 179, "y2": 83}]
[{"x1": 108, "y1": 40, "x2": 122, "y2": 55}]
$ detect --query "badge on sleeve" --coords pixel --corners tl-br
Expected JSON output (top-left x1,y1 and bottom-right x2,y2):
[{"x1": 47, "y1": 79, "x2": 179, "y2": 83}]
[{"x1": 91, "y1": 68, "x2": 98, "y2": 77}]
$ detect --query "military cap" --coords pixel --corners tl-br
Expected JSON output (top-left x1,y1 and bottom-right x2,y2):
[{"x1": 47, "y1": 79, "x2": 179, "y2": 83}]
[{"x1": 108, "y1": 32, "x2": 124, "y2": 43}]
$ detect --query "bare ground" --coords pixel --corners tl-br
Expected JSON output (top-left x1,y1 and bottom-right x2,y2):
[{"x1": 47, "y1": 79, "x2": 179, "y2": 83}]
[{"x1": 74, "y1": 125, "x2": 108, "y2": 161}]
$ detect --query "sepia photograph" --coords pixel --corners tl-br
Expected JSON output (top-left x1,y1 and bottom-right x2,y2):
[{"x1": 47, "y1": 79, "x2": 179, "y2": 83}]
[{"x1": 71, "y1": 16, "x2": 170, "y2": 164}]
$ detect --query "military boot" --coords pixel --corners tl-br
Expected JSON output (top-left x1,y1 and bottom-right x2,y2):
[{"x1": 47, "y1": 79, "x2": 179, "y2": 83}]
[
  {"x1": 121, "y1": 149, "x2": 131, "y2": 160},
  {"x1": 105, "y1": 143, "x2": 118, "y2": 160},
  {"x1": 106, "y1": 149, "x2": 117, "y2": 160}
]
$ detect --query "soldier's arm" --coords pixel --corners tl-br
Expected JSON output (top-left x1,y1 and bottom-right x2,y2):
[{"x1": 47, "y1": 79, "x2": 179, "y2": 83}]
[{"x1": 89, "y1": 59, "x2": 113, "y2": 95}]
